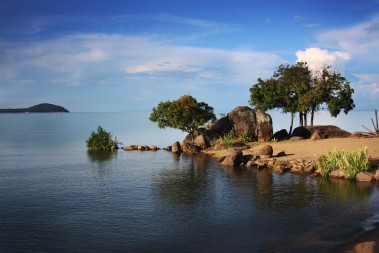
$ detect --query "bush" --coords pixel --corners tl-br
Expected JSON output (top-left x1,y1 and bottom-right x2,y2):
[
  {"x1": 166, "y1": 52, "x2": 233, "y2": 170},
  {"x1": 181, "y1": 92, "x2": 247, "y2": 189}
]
[
  {"x1": 222, "y1": 130, "x2": 236, "y2": 147},
  {"x1": 316, "y1": 147, "x2": 370, "y2": 179},
  {"x1": 86, "y1": 126, "x2": 122, "y2": 151},
  {"x1": 239, "y1": 131, "x2": 253, "y2": 144}
]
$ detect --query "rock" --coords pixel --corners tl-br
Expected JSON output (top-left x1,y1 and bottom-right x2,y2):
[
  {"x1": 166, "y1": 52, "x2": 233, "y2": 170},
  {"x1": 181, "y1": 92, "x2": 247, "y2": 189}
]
[
  {"x1": 272, "y1": 129, "x2": 290, "y2": 141},
  {"x1": 273, "y1": 164, "x2": 286, "y2": 174},
  {"x1": 221, "y1": 150, "x2": 243, "y2": 166},
  {"x1": 330, "y1": 169, "x2": 346, "y2": 178},
  {"x1": 246, "y1": 160, "x2": 255, "y2": 167},
  {"x1": 307, "y1": 125, "x2": 350, "y2": 139},
  {"x1": 123, "y1": 146, "x2": 134, "y2": 151},
  {"x1": 291, "y1": 127, "x2": 312, "y2": 139},
  {"x1": 256, "y1": 109, "x2": 273, "y2": 142},
  {"x1": 227, "y1": 106, "x2": 257, "y2": 138},
  {"x1": 375, "y1": 170, "x2": 379, "y2": 181},
  {"x1": 291, "y1": 165, "x2": 303, "y2": 173},
  {"x1": 207, "y1": 116, "x2": 233, "y2": 140},
  {"x1": 290, "y1": 136, "x2": 303, "y2": 141},
  {"x1": 150, "y1": 145, "x2": 158, "y2": 151},
  {"x1": 356, "y1": 172, "x2": 375, "y2": 182},
  {"x1": 137, "y1": 145, "x2": 144, "y2": 151},
  {"x1": 171, "y1": 141, "x2": 182, "y2": 153},
  {"x1": 304, "y1": 165, "x2": 316, "y2": 173},
  {"x1": 163, "y1": 146, "x2": 171, "y2": 151},
  {"x1": 257, "y1": 144, "x2": 273, "y2": 158},
  {"x1": 276, "y1": 151, "x2": 286, "y2": 157},
  {"x1": 310, "y1": 129, "x2": 322, "y2": 141},
  {"x1": 182, "y1": 142, "x2": 202, "y2": 153}
]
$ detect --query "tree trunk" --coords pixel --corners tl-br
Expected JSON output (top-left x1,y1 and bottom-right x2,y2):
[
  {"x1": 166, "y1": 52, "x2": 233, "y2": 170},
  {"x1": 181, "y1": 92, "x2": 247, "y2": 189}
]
[
  {"x1": 289, "y1": 112, "x2": 294, "y2": 135},
  {"x1": 299, "y1": 112, "x2": 303, "y2": 127},
  {"x1": 304, "y1": 113, "x2": 308, "y2": 127}
]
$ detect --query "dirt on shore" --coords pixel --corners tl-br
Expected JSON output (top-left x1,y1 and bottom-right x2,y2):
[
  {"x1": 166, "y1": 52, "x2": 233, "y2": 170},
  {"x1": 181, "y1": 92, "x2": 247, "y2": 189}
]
[{"x1": 204, "y1": 137, "x2": 379, "y2": 162}]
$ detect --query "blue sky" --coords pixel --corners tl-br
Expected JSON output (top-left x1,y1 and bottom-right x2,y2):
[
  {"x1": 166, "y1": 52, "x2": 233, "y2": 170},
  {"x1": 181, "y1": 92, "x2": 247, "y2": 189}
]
[{"x1": 0, "y1": 0, "x2": 378, "y2": 112}]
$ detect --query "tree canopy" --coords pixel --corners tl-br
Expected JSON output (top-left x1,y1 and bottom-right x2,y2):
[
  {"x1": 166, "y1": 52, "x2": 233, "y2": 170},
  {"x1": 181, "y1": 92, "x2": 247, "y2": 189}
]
[
  {"x1": 249, "y1": 62, "x2": 355, "y2": 134},
  {"x1": 149, "y1": 95, "x2": 216, "y2": 133}
]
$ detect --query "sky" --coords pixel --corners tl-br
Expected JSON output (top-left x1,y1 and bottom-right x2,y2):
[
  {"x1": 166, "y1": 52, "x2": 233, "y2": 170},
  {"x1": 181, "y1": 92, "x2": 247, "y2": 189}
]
[{"x1": 0, "y1": 0, "x2": 378, "y2": 112}]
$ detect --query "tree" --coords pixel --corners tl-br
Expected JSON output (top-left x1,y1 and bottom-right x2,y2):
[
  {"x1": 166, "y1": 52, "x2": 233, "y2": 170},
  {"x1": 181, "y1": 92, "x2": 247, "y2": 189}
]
[
  {"x1": 149, "y1": 95, "x2": 216, "y2": 133},
  {"x1": 249, "y1": 62, "x2": 354, "y2": 133},
  {"x1": 250, "y1": 62, "x2": 311, "y2": 134},
  {"x1": 86, "y1": 126, "x2": 121, "y2": 151}
]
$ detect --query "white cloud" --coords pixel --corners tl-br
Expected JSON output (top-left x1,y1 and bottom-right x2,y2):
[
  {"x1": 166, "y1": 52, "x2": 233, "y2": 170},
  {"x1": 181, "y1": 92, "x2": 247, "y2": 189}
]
[
  {"x1": 295, "y1": 47, "x2": 350, "y2": 71},
  {"x1": 0, "y1": 33, "x2": 284, "y2": 111},
  {"x1": 316, "y1": 14, "x2": 379, "y2": 61}
]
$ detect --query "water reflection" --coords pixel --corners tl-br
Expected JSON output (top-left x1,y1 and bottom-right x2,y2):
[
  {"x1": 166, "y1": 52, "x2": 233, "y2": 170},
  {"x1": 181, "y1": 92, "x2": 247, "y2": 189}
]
[
  {"x1": 152, "y1": 153, "x2": 214, "y2": 206},
  {"x1": 87, "y1": 150, "x2": 117, "y2": 184},
  {"x1": 317, "y1": 177, "x2": 372, "y2": 202}
]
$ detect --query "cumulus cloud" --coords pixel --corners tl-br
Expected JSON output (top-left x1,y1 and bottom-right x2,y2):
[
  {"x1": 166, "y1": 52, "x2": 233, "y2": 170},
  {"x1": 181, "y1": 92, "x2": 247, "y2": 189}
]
[{"x1": 296, "y1": 47, "x2": 350, "y2": 71}]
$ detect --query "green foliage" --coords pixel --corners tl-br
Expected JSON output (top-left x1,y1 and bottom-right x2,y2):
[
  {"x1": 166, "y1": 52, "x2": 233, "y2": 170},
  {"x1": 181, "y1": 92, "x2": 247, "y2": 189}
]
[
  {"x1": 86, "y1": 126, "x2": 121, "y2": 151},
  {"x1": 222, "y1": 130, "x2": 236, "y2": 147},
  {"x1": 249, "y1": 62, "x2": 355, "y2": 128},
  {"x1": 149, "y1": 95, "x2": 216, "y2": 133},
  {"x1": 210, "y1": 139, "x2": 217, "y2": 147},
  {"x1": 239, "y1": 131, "x2": 253, "y2": 144},
  {"x1": 316, "y1": 147, "x2": 370, "y2": 179}
]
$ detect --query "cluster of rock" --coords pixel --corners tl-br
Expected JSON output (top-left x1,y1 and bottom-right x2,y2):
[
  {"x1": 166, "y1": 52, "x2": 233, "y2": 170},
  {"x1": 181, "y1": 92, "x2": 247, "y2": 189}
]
[
  {"x1": 272, "y1": 125, "x2": 351, "y2": 141},
  {"x1": 218, "y1": 145, "x2": 379, "y2": 182},
  {"x1": 172, "y1": 106, "x2": 273, "y2": 153},
  {"x1": 217, "y1": 145, "x2": 317, "y2": 174},
  {"x1": 123, "y1": 145, "x2": 159, "y2": 151}
]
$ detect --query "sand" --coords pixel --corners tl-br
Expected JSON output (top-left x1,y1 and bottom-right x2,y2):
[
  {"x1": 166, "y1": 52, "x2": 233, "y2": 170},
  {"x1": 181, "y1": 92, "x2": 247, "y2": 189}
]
[{"x1": 204, "y1": 137, "x2": 379, "y2": 162}]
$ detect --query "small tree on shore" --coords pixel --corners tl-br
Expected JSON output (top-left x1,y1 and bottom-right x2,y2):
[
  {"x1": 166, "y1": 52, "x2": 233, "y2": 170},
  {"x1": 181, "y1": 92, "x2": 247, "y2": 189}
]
[{"x1": 149, "y1": 95, "x2": 216, "y2": 133}]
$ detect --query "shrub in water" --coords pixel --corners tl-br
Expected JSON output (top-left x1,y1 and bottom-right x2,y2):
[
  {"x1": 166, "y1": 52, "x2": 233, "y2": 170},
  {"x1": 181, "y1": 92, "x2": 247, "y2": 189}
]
[
  {"x1": 86, "y1": 126, "x2": 122, "y2": 151},
  {"x1": 316, "y1": 147, "x2": 370, "y2": 179}
]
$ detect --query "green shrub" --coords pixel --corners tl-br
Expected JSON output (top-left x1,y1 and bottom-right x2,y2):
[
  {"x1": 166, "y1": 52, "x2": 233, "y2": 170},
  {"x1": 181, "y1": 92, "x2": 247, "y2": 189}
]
[
  {"x1": 86, "y1": 126, "x2": 122, "y2": 151},
  {"x1": 316, "y1": 147, "x2": 370, "y2": 179},
  {"x1": 239, "y1": 131, "x2": 253, "y2": 144},
  {"x1": 210, "y1": 139, "x2": 217, "y2": 147},
  {"x1": 222, "y1": 130, "x2": 236, "y2": 147}
]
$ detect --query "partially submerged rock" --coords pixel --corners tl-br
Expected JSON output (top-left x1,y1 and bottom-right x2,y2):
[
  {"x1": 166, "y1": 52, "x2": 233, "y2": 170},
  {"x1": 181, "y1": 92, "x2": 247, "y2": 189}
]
[{"x1": 221, "y1": 149, "x2": 243, "y2": 166}]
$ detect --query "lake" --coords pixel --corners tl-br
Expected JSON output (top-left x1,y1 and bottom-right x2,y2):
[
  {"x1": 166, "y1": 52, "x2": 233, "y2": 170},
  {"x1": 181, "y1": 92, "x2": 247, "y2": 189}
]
[{"x1": 0, "y1": 111, "x2": 378, "y2": 253}]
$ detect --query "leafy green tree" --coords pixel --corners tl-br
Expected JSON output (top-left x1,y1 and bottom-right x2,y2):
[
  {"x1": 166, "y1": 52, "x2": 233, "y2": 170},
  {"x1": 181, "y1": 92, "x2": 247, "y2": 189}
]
[
  {"x1": 86, "y1": 126, "x2": 121, "y2": 151},
  {"x1": 249, "y1": 62, "x2": 354, "y2": 133},
  {"x1": 149, "y1": 95, "x2": 216, "y2": 133}
]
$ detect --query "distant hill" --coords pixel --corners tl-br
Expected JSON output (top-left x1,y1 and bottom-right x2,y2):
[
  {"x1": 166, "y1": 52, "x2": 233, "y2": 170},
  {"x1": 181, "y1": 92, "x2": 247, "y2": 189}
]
[{"x1": 0, "y1": 103, "x2": 69, "y2": 113}]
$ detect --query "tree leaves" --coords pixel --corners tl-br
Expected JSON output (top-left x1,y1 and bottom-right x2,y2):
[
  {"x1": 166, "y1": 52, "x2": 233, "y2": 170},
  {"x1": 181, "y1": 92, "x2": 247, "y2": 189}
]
[{"x1": 149, "y1": 95, "x2": 216, "y2": 133}]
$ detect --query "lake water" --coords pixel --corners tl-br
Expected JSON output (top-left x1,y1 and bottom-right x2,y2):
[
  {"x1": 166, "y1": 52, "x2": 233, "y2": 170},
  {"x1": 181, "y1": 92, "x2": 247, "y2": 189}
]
[{"x1": 0, "y1": 111, "x2": 378, "y2": 253}]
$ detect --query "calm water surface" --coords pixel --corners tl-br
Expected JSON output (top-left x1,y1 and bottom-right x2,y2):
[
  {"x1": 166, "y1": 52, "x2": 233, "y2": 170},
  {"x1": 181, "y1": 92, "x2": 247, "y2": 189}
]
[{"x1": 0, "y1": 112, "x2": 378, "y2": 253}]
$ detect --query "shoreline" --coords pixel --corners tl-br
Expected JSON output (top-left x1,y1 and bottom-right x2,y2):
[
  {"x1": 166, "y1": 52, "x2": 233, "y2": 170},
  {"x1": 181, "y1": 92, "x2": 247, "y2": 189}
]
[{"x1": 203, "y1": 137, "x2": 379, "y2": 252}]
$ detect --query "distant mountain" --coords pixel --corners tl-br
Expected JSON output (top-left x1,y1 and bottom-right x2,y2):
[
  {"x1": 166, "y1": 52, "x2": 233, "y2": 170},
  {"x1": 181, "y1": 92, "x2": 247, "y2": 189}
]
[{"x1": 0, "y1": 103, "x2": 69, "y2": 113}]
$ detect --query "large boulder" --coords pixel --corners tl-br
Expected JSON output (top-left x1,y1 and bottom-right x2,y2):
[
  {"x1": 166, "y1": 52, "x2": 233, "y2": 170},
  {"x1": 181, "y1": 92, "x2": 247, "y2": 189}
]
[
  {"x1": 272, "y1": 129, "x2": 290, "y2": 141},
  {"x1": 291, "y1": 127, "x2": 312, "y2": 139},
  {"x1": 171, "y1": 141, "x2": 182, "y2": 153},
  {"x1": 221, "y1": 149, "x2": 243, "y2": 166},
  {"x1": 183, "y1": 106, "x2": 273, "y2": 151},
  {"x1": 227, "y1": 106, "x2": 257, "y2": 138},
  {"x1": 307, "y1": 125, "x2": 351, "y2": 138},
  {"x1": 256, "y1": 110, "x2": 273, "y2": 142}
]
